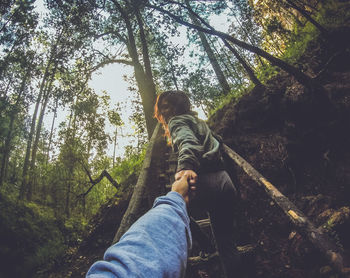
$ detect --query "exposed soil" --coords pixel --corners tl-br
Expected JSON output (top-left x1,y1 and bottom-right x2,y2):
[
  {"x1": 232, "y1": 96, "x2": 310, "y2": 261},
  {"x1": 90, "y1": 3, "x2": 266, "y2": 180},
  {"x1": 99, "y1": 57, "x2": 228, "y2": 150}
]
[{"x1": 204, "y1": 36, "x2": 350, "y2": 277}]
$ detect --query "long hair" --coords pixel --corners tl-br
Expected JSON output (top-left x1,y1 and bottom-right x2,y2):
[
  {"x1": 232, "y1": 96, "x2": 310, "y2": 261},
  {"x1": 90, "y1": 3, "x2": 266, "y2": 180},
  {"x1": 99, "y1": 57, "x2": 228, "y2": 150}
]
[{"x1": 154, "y1": 90, "x2": 191, "y2": 141}]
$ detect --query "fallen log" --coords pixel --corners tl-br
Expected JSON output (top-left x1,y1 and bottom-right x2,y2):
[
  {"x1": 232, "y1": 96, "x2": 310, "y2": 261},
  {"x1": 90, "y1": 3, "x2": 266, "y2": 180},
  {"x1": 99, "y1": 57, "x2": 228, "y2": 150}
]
[{"x1": 222, "y1": 144, "x2": 350, "y2": 276}]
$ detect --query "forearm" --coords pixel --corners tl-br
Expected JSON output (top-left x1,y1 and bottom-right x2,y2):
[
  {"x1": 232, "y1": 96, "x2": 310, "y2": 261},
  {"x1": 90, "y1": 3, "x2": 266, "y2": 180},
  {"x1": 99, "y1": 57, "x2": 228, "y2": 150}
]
[{"x1": 86, "y1": 191, "x2": 192, "y2": 278}]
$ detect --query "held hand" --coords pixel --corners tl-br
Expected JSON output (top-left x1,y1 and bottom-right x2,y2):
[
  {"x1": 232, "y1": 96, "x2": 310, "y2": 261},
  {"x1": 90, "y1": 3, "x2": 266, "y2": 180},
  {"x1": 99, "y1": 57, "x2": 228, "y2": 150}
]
[
  {"x1": 171, "y1": 174, "x2": 190, "y2": 204},
  {"x1": 175, "y1": 170, "x2": 197, "y2": 185},
  {"x1": 173, "y1": 170, "x2": 197, "y2": 204}
]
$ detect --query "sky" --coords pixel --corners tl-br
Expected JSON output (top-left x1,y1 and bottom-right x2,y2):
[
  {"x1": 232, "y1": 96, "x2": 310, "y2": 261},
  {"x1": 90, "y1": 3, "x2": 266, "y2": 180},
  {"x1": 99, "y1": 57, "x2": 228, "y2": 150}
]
[{"x1": 34, "y1": 0, "x2": 232, "y2": 159}]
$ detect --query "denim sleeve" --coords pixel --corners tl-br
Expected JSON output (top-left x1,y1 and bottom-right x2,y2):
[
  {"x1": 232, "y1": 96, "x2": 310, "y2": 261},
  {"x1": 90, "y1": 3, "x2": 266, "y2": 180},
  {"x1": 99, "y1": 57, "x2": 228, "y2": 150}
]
[{"x1": 86, "y1": 191, "x2": 192, "y2": 278}]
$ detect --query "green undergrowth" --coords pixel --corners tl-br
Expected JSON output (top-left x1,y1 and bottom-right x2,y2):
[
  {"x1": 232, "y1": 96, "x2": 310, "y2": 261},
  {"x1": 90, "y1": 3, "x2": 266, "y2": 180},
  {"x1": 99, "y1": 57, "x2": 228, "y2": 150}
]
[
  {"x1": 208, "y1": 84, "x2": 252, "y2": 118},
  {"x1": 210, "y1": 0, "x2": 349, "y2": 119},
  {"x1": 280, "y1": 1, "x2": 349, "y2": 64},
  {"x1": 0, "y1": 194, "x2": 84, "y2": 278},
  {"x1": 0, "y1": 148, "x2": 146, "y2": 277},
  {"x1": 112, "y1": 146, "x2": 146, "y2": 186}
]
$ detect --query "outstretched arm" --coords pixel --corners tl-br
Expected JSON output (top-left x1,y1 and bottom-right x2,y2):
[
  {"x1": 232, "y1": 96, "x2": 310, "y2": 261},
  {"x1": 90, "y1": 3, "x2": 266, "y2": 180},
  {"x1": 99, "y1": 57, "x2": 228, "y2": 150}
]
[
  {"x1": 86, "y1": 175, "x2": 192, "y2": 278},
  {"x1": 168, "y1": 116, "x2": 203, "y2": 173}
]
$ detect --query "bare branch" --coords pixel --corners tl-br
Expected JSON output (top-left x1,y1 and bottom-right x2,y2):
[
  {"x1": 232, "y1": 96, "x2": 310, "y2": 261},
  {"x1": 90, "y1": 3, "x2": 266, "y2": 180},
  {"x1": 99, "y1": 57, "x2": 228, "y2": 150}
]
[{"x1": 77, "y1": 163, "x2": 120, "y2": 200}]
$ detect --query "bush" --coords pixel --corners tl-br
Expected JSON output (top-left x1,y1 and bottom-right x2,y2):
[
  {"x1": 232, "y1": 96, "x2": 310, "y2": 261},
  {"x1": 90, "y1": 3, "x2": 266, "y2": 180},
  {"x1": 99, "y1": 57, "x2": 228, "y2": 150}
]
[{"x1": 0, "y1": 194, "x2": 67, "y2": 277}]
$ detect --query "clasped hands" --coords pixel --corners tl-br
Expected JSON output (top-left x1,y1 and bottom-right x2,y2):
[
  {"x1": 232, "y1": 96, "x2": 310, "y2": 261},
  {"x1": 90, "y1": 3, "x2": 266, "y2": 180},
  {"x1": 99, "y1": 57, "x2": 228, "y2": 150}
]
[{"x1": 171, "y1": 170, "x2": 197, "y2": 204}]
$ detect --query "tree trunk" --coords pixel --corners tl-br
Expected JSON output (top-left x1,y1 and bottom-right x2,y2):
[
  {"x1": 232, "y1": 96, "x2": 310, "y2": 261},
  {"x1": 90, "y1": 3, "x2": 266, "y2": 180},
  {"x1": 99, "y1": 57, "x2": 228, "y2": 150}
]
[
  {"x1": 0, "y1": 35, "x2": 24, "y2": 79},
  {"x1": 20, "y1": 37, "x2": 60, "y2": 200},
  {"x1": 134, "y1": 2, "x2": 158, "y2": 138},
  {"x1": 20, "y1": 91, "x2": 43, "y2": 200},
  {"x1": 0, "y1": 66, "x2": 30, "y2": 187},
  {"x1": 170, "y1": 60, "x2": 180, "y2": 90},
  {"x1": 27, "y1": 79, "x2": 54, "y2": 201},
  {"x1": 134, "y1": 3, "x2": 154, "y2": 87},
  {"x1": 147, "y1": 4, "x2": 324, "y2": 92},
  {"x1": 231, "y1": 13, "x2": 265, "y2": 67},
  {"x1": 0, "y1": 113, "x2": 15, "y2": 187},
  {"x1": 285, "y1": 0, "x2": 328, "y2": 37},
  {"x1": 222, "y1": 39, "x2": 262, "y2": 87},
  {"x1": 65, "y1": 181, "x2": 71, "y2": 218},
  {"x1": 1, "y1": 73, "x2": 14, "y2": 98},
  {"x1": 186, "y1": 0, "x2": 231, "y2": 95},
  {"x1": 113, "y1": 127, "x2": 117, "y2": 168},
  {"x1": 217, "y1": 45, "x2": 245, "y2": 86},
  {"x1": 46, "y1": 98, "x2": 58, "y2": 164},
  {"x1": 112, "y1": 0, "x2": 157, "y2": 138}
]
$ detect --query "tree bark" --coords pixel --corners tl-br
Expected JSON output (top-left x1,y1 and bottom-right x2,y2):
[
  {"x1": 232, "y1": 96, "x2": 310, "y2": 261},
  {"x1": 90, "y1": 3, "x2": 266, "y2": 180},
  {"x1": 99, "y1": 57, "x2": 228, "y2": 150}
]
[
  {"x1": 20, "y1": 93, "x2": 45, "y2": 199},
  {"x1": 231, "y1": 12, "x2": 265, "y2": 67},
  {"x1": 113, "y1": 127, "x2": 117, "y2": 168},
  {"x1": 0, "y1": 113, "x2": 15, "y2": 187},
  {"x1": 217, "y1": 45, "x2": 245, "y2": 86},
  {"x1": 20, "y1": 35, "x2": 61, "y2": 200},
  {"x1": 27, "y1": 75, "x2": 56, "y2": 200},
  {"x1": 185, "y1": 1, "x2": 261, "y2": 87}
]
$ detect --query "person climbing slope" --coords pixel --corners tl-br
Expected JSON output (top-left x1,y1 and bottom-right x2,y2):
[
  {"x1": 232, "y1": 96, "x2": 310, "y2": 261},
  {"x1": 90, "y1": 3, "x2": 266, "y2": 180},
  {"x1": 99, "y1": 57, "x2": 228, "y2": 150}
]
[{"x1": 154, "y1": 90, "x2": 240, "y2": 278}]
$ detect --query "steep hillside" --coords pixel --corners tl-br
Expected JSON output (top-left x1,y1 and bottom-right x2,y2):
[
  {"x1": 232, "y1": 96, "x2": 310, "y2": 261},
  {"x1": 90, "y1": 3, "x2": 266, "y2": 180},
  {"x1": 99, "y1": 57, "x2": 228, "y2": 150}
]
[
  {"x1": 45, "y1": 29, "x2": 350, "y2": 278},
  {"x1": 206, "y1": 32, "x2": 350, "y2": 277}
]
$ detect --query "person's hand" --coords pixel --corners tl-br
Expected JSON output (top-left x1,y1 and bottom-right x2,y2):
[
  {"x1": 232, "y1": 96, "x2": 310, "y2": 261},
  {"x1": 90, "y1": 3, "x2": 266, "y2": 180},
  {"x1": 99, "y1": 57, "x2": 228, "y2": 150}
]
[
  {"x1": 172, "y1": 173, "x2": 197, "y2": 204},
  {"x1": 173, "y1": 170, "x2": 197, "y2": 204},
  {"x1": 175, "y1": 170, "x2": 197, "y2": 185}
]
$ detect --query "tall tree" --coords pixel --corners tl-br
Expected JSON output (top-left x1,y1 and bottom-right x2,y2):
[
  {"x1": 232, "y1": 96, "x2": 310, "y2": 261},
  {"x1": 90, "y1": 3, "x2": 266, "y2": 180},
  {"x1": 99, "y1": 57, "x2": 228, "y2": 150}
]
[
  {"x1": 109, "y1": 0, "x2": 158, "y2": 138},
  {"x1": 284, "y1": 0, "x2": 328, "y2": 37},
  {"x1": 20, "y1": 29, "x2": 64, "y2": 200},
  {"x1": 0, "y1": 56, "x2": 34, "y2": 187},
  {"x1": 146, "y1": 1, "x2": 327, "y2": 93},
  {"x1": 185, "y1": 0, "x2": 231, "y2": 95},
  {"x1": 108, "y1": 108, "x2": 124, "y2": 168}
]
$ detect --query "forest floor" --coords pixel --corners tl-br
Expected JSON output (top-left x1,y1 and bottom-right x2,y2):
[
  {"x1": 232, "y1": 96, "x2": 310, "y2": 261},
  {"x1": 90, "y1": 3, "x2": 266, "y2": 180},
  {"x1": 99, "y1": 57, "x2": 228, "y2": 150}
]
[{"x1": 45, "y1": 30, "x2": 350, "y2": 278}]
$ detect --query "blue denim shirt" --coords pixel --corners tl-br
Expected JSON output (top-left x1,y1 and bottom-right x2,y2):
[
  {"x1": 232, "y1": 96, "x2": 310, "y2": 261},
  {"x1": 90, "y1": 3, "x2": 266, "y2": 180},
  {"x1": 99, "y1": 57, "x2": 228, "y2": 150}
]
[{"x1": 86, "y1": 191, "x2": 192, "y2": 278}]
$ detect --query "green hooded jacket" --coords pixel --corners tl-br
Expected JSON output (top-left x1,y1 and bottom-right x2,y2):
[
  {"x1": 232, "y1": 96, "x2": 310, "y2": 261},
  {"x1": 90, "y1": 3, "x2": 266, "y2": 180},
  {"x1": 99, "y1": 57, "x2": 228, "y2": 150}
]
[{"x1": 168, "y1": 113, "x2": 223, "y2": 173}]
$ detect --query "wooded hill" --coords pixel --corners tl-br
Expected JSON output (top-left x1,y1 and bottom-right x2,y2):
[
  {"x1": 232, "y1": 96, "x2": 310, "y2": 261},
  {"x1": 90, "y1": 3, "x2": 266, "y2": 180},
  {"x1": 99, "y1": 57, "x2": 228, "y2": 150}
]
[{"x1": 0, "y1": 0, "x2": 350, "y2": 277}]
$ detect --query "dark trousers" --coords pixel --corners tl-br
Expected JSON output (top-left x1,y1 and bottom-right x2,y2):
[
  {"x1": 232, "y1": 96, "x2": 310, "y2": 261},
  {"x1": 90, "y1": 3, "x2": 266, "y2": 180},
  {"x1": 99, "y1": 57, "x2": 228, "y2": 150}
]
[{"x1": 190, "y1": 170, "x2": 240, "y2": 278}]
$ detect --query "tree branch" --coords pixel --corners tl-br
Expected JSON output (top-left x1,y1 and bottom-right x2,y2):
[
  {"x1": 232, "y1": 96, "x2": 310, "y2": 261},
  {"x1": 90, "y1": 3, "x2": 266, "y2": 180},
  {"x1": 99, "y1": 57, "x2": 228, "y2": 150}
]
[
  {"x1": 77, "y1": 164, "x2": 120, "y2": 200},
  {"x1": 145, "y1": 2, "x2": 323, "y2": 90}
]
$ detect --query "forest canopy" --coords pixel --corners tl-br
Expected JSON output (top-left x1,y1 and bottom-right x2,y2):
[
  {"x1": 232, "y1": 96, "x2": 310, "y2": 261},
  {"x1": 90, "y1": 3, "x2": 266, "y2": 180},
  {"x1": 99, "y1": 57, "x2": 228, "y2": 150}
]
[{"x1": 0, "y1": 0, "x2": 348, "y2": 276}]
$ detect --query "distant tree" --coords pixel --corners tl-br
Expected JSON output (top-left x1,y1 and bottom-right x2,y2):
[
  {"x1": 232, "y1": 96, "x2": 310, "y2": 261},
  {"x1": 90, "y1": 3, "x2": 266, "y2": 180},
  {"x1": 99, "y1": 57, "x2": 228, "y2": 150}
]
[
  {"x1": 0, "y1": 0, "x2": 38, "y2": 78},
  {"x1": 283, "y1": 0, "x2": 328, "y2": 37},
  {"x1": 146, "y1": 1, "x2": 327, "y2": 92},
  {"x1": 102, "y1": 0, "x2": 158, "y2": 138},
  {"x1": 0, "y1": 54, "x2": 35, "y2": 187},
  {"x1": 185, "y1": 0, "x2": 231, "y2": 95},
  {"x1": 108, "y1": 106, "x2": 124, "y2": 168}
]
